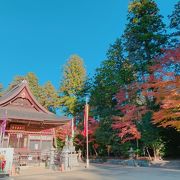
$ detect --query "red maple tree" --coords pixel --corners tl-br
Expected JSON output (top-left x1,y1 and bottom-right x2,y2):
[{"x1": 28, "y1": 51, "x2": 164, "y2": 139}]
[
  {"x1": 75, "y1": 116, "x2": 99, "y2": 156},
  {"x1": 55, "y1": 121, "x2": 72, "y2": 141},
  {"x1": 112, "y1": 83, "x2": 146, "y2": 143},
  {"x1": 142, "y1": 46, "x2": 180, "y2": 130}
]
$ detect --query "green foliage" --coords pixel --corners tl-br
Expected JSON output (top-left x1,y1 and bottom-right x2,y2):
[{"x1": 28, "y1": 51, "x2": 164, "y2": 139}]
[
  {"x1": 119, "y1": 142, "x2": 132, "y2": 158},
  {"x1": 8, "y1": 72, "x2": 41, "y2": 100},
  {"x1": 138, "y1": 112, "x2": 166, "y2": 158},
  {"x1": 2, "y1": 0, "x2": 179, "y2": 160},
  {"x1": 59, "y1": 55, "x2": 87, "y2": 116},
  {"x1": 169, "y1": 1, "x2": 180, "y2": 46},
  {"x1": 41, "y1": 81, "x2": 60, "y2": 113},
  {"x1": 56, "y1": 138, "x2": 65, "y2": 150},
  {"x1": 8, "y1": 72, "x2": 59, "y2": 113},
  {"x1": 26, "y1": 72, "x2": 43, "y2": 104},
  {"x1": 169, "y1": 1, "x2": 180, "y2": 35},
  {"x1": 90, "y1": 39, "x2": 134, "y2": 117},
  {"x1": 60, "y1": 55, "x2": 86, "y2": 94},
  {"x1": 161, "y1": 128, "x2": 180, "y2": 158},
  {"x1": 124, "y1": 0, "x2": 167, "y2": 74},
  {"x1": 95, "y1": 117, "x2": 113, "y2": 151},
  {"x1": 8, "y1": 75, "x2": 26, "y2": 90},
  {"x1": 90, "y1": 39, "x2": 136, "y2": 157},
  {"x1": 111, "y1": 136, "x2": 125, "y2": 157}
]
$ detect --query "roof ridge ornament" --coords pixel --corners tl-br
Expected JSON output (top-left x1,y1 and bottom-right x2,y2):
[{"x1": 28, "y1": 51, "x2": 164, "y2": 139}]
[{"x1": 22, "y1": 80, "x2": 28, "y2": 84}]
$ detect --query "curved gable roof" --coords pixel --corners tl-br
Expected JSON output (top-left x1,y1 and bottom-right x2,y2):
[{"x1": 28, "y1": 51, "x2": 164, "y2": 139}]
[{"x1": 0, "y1": 80, "x2": 51, "y2": 114}]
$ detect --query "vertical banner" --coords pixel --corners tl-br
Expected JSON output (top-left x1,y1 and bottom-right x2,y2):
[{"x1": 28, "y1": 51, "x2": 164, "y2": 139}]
[
  {"x1": 71, "y1": 118, "x2": 74, "y2": 138},
  {"x1": 83, "y1": 108, "x2": 87, "y2": 137}
]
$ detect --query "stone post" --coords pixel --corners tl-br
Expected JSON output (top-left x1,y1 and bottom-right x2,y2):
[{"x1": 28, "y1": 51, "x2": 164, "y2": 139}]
[
  {"x1": 49, "y1": 147, "x2": 55, "y2": 169},
  {"x1": 78, "y1": 149, "x2": 82, "y2": 162}
]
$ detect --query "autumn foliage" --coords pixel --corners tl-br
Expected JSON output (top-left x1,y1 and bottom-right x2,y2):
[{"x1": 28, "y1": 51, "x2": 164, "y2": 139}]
[
  {"x1": 55, "y1": 121, "x2": 72, "y2": 141},
  {"x1": 112, "y1": 83, "x2": 146, "y2": 143},
  {"x1": 112, "y1": 46, "x2": 180, "y2": 144},
  {"x1": 142, "y1": 47, "x2": 180, "y2": 130},
  {"x1": 75, "y1": 116, "x2": 99, "y2": 155}
]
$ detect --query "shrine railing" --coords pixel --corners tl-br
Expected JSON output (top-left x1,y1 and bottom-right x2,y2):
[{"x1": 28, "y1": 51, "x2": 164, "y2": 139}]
[{"x1": 13, "y1": 149, "x2": 51, "y2": 167}]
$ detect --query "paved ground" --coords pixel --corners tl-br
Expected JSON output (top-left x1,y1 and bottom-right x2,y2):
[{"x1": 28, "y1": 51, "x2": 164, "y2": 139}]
[{"x1": 11, "y1": 164, "x2": 180, "y2": 180}]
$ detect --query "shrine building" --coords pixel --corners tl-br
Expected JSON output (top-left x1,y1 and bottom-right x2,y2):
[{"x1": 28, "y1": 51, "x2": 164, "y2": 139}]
[{"x1": 0, "y1": 80, "x2": 69, "y2": 154}]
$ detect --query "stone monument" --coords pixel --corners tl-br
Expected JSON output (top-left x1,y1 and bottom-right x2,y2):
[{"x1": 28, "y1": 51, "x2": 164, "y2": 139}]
[{"x1": 60, "y1": 136, "x2": 79, "y2": 171}]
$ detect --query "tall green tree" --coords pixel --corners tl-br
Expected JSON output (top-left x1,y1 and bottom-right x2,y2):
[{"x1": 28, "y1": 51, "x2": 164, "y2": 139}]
[
  {"x1": 90, "y1": 39, "x2": 127, "y2": 117},
  {"x1": 123, "y1": 0, "x2": 167, "y2": 75},
  {"x1": 90, "y1": 39, "x2": 135, "y2": 156},
  {"x1": 169, "y1": 1, "x2": 180, "y2": 47},
  {"x1": 59, "y1": 55, "x2": 86, "y2": 116},
  {"x1": 112, "y1": 0, "x2": 168, "y2": 158},
  {"x1": 169, "y1": 1, "x2": 180, "y2": 36},
  {"x1": 26, "y1": 72, "x2": 41, "y2": 100},
  {"x1": 41, "y1": 81, "x2": 60, "y2": 113}
]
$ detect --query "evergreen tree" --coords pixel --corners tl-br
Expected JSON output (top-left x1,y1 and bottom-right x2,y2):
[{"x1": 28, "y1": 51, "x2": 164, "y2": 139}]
[
  {"x1": 41, "y1": 81, "x2": 60, "y2": 113},
  {"x1": 90, "y1": 39, "x2": 126, "y2": 117},
  {"x1": 90, "y1": 39, "x2": 135, "y2": 156},
  {"x1": 8, "y1": 75, "x2": 25, "y2": 90},
  {"x1": 123, "y1": 0, "x2": 167, "y2": 76},
  {"x1": 8, "y1": 73, "x2": 59, "y2": 113},
  {"x1": 8, "y1": 72, "x2": 42, "y2": 103},
  {"x1": 59, "y1": 55, "x2": 86, "y2": 116},
  {"x1": 26, "y1": 72, "x2": 42, "y2": 103},
  {"x1": 169, "y1": 1, "x2": 180, "y2": 46},
  {"x1": 112, "y1": 0, "x2": 168, "y2": 158}
]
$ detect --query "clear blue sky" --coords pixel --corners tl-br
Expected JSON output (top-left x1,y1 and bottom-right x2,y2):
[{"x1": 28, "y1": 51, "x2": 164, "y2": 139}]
[{"x1": 0, "y1": 0, "x2": 178, "y2": 89}]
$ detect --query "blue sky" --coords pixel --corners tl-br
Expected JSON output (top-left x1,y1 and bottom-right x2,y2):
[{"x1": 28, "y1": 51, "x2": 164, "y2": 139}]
[{"x1": 0, "y1": 0, "x2": 178, "y2": 89}]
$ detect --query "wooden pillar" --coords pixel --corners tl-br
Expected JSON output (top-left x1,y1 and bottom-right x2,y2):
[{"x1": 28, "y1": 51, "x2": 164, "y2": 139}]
[
  {"x1": 7, "y1": 133, "x2": 10, "y2": 147},
  {"x1": 27, "y1": 134, "x2": 30, "y2": 151},
  {"x1": 40, "y1": 134, "x2": 42, "y2": 151}
]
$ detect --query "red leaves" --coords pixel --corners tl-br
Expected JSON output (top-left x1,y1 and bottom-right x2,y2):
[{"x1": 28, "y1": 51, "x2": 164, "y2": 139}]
[
  {"x1": 75, "y1": 116, "x2": 99, "y2": 149},
  {"x1": 112, "y1": 104, "x2": 144, "y2": 143},
  {"x1": 112, "y1": 46, "x2": 180, "y2": 142},
  {"x1": 88, "y1": 117, "x2": 99, "y2": 138},
  {"x1": 112, "y1": 116, "x2": 141, "y2": 143},
  {"x1": 115, "y1": 90, "x2": 127, "y2": 104},
  {"x1": 112, "y1": 81, "x2": 146, "y2": 143},
  {"x1": 55, "y1": 121, "x2": 72, "y2": 141},
  {"x1": 143, "y1": 47, "x2": 180, "y2": 130}
]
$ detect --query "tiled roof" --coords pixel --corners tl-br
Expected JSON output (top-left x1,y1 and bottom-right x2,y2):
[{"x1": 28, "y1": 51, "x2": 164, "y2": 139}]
[
  {"x1": 0, "y1": 81, "x2": 24, "y2": 103},
  {"x1": 0, "y1": 80, "x2": 70, "y2": 124},
  {"x1": 0, "y1": 106, "x2": 68, "y2": 123}
]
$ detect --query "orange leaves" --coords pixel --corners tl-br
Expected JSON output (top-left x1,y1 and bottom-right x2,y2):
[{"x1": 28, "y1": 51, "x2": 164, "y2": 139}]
[
  {"x1": 112, "y1": 81, "x2": 147, "y2": 143},
  {"x1": 151, "y1": 76, "x2": 180, "y2": 129},
  {"x1": 143, "y1": 47, "x2": 180, "y2": 130},
  {"x1": 112, "y1": 114, "x2": 141, "y2": 143},
  {"x1": 55, "y1": 121, "x2": 72, "y2": 141},
  {"x1": 113, "y1": 46, "x2": 180, "y2": 142},
  {"x1": 75, "y1": 116, "x2": 99, "y2": 147}
]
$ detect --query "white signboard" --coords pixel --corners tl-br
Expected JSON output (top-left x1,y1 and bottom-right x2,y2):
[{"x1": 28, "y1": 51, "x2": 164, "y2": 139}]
[
  {"x1": 28, "y1": 156, "x2": 32, "y2": 161},
  {"x1": 0, "y1": 148, "x2": 14, "y2": 174},
  {"x1": 34, "y1": 144, "x2": 39, "y2": 150}
]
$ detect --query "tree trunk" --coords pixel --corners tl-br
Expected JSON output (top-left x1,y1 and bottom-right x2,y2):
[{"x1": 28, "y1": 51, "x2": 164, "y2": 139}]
[
  {"x1": 92, "y1": 145, "x2": 98, "y2": 157},
  {"x1": 146, "y1": 147, "x2": 152, "y2": 161},
  {"x1": 153, "y1": 145, "x2": 157, "y2": 161}
]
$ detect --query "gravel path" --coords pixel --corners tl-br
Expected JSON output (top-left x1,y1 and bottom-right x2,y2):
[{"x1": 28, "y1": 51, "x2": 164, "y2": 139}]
[{"x1": 12, "y1": 163, "x2": 180, "y2": 180}]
